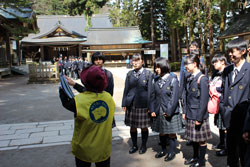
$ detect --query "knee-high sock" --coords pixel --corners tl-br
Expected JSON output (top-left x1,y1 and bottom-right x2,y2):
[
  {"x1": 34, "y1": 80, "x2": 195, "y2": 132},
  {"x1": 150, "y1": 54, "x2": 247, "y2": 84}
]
[
  {"x1": 193, "y1": 142, "x2": 200, "y2": 158},
  {"x1": 199, "y1": 145, "x2": 207, "y2": 163},
  {"x1": 130, "y1": 131, "x2": 137, "y2": 147},
  {"x1": 159, "y1": 135, "x2": 167, "y2": 152},
  {"x1": 169, "y1": 138, "x2": 176, "y2": 154},
  {"x1": 141, "y1": 130, "x2": 148, "y2": 147},
  {"x1": 219, "y1": 129, "x2": 225, "y2": 145}
]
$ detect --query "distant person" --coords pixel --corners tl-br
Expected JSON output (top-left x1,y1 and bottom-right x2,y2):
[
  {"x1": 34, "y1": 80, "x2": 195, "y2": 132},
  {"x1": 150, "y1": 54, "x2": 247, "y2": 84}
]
[
  {"x1": 59, "y1": 65, "x2": 115, "y2": 167},
  {"x1": 51, "y1": 56, "x2": 56, "y2": 65},
  {"x1": 122, "y1": 53, "x2": 153, "y2": 154},
  {"x1": 126, "y1": 56, "x2": 130, "y2": 68}
]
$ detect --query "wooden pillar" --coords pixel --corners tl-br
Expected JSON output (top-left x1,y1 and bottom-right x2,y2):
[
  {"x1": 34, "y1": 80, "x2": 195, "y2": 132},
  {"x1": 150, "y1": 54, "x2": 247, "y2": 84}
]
[
  {"x1": 40, "y1": 45, "x2": 44, "y2": 61},
  {"x1": 5, "y1": 32, "x2": 11, "y2": 68},
  {"x1": 78, "y1": 45, "x2": 82, "y2": 57},
  {"x1": 87, "y1": 52, "x2": 91, "y2": 62},
  {"x1": 16, "y1": 40, "x2": 21, "y2": 65}
]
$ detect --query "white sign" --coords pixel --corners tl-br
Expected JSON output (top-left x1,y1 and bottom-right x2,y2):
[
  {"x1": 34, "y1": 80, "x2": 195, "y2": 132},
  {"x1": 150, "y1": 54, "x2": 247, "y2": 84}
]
[
  {"x1": 160, "y1": 44, "x2": 168, "y2": 59},
  {"x1": 144, "y1": 50, "x2": 156, "y2": 55}
]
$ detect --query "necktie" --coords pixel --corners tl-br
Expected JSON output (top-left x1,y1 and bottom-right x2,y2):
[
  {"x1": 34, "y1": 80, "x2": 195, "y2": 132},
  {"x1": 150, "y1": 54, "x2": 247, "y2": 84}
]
[
  {"x1": 233, "y1": 69, "x2": 239, "y2": 82},
  {"x1": 134, "y1": 70, "x2": 141, "y2": 78},
  {"x1": 187, "y1": 75, "x2": 194, "y2": 82}
]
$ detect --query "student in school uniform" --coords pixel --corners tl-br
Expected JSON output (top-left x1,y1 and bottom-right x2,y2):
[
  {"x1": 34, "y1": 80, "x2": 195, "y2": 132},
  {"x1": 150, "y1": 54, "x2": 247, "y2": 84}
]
[
  {"x1": 210, "y1": 54, "x2": 228, "y2": 156},
  {"x1": 183, "y1": 53, "x2": 212, "y2": 167},
  {"x1": 179, "y1": 41, "x2": 207, "y2": 146},
  {"x1": 150, "y1": 57, "x2": 184, "y2": 161},
  {"x1": 122, "y1": 53, "x2": 153, "y2": 154},
  {"x1": 221, "y1": 38, "x2": 250, "y2": 167},
  {"x1": 243, "y1": 106, "x2": 250, "y2": 167}
]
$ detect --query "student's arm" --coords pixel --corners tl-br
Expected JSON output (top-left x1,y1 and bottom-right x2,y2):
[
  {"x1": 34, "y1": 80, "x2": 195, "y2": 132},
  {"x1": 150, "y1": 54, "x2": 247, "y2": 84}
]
[
  {"x1": 197, "y1": 76, "x2": 209, "y2": 122},
  {"x1": 166, "y1": 78, "x2": 180, "y2": 116},
  {"x1": 147, "y1": 71, "x2": 153, "y2": 112},
  {"x1": 149, "y1": 77, "x2": 156, "y2": 115},
  {"x1": 59, "y1": 88, "x2": 76, "y2": 114},
  {"x1": 180, "y1": 57, "x2": 185, "y2": 82},
  {"x1": 122, "y1": 72, "x2": 130, "y2": 110},
  {"x1": 243, "y1": 107, "x2": 250, "y2": 143}
]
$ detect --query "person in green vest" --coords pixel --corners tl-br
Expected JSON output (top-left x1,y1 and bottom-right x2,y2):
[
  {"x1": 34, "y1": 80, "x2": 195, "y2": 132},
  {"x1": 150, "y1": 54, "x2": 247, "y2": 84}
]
[{"x1": 59, "y1": 65, "x2": 115, "y2": 167}]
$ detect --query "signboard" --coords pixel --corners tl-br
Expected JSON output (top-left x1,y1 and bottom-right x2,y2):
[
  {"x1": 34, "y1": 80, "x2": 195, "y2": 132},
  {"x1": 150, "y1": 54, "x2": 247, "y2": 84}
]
[
  {"x1": 144, "y1": 50, "x2": 156, "y2": 55},
  {"x1": 160, "y1": 44, "x2": 168, "y2": 59}
]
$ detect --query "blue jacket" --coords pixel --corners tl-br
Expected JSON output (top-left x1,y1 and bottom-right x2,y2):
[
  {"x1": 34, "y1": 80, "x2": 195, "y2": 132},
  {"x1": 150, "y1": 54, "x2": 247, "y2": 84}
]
[
  {"x1": 184, "y1": 72, "x2": 209, "y2": 122},
  {"x1": 221, "y1": 61, "x2": 250, "y2": 128},
  {"x1": 122, "y1": 68, "x2": 153, "y2": 109},
  {"x1": 150, "y1": 73, "x2": 180, "y2": 116}
]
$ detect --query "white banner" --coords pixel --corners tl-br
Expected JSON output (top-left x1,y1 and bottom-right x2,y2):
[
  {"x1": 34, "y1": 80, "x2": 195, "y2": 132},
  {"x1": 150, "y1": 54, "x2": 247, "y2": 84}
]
[{"x1": 160, "y1": 44, "x2": 168, "y2": 59}]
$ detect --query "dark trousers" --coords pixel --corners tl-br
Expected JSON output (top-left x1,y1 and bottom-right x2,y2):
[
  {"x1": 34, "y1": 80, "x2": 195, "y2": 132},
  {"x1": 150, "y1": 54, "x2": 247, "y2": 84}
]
[
  {"x1": 245, "y1": 144, "x2": 250, "y2": 167},
  {"x1": 75, "y1": 157, "x2": 110, "y2": 167},
  {"x1": 227, "y1": 127, "x2": 247, "y2": 167}
]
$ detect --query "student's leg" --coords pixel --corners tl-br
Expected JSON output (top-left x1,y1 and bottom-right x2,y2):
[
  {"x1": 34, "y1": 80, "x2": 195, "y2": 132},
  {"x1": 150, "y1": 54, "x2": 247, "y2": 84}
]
[
  {"x1": 139, "y1": 127, "x2": 148, "y2": 154},
  {"x1": 239, "y1": 133, "x2": 247, "y2": 167},
  {"x1": 155, "y1": 133, "x2": 167, "y2": 158},
  {"x1": 164, "y1": 134, "x2": 176, "y2": 161},
  {"x1": 184, "y1": 141, "x2": 199, "y2": 165},
  {"x1": 95, "y1": 157, "x2": 110, "y2": 167},
  {"x1": 129, "y1": 127, "x2": 138, "y2": 154},
  {"x1": 227, "y1": 128, "x2": 239, "y2": 167},
  {"x1": 75, "y1": 157, "x2": 91, "y2": 167}
]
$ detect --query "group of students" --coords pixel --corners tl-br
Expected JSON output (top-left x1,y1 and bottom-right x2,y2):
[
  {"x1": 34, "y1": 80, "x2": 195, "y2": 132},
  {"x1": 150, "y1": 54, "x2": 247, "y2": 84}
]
[
  {"x1": 58, "y1": 56, "x2": 89, "y2": 80},
  {"x1": 122, "y1": 38, "x2": 250, "y2": 167},
  {"x1": 59, "y1": 38, "x2": 250, "y2": 167}
]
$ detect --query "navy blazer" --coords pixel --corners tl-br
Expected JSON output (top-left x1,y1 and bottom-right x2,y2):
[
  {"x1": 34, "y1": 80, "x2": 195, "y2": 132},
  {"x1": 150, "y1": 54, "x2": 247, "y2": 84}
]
[
  {"x1": 122, "y1": 68, "x2": 153, "y2": 109},
  {"x1": 184, "y1": 72, "x2": 209, "y2": 122},
  {"x1": 221, "y1": 61, "x2": 250, "y2": 128},
  {"x1": 150, "y1": 73, "x2": 180, "y2": 116}
]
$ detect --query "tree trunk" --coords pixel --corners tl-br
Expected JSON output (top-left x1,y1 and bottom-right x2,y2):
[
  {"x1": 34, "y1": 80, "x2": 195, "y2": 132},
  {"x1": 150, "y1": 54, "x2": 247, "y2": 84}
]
[
  {"x1": 135, "y1": 0, "x2": 140, "y2": 25},
  {"x1": 150, "y1": 0, "x2": 155, "y2": 63},
  {"x1": 207, "y1": 0, "x2": 214, "y2": 65},
  {"x1": 219, "y1": 4, "x2": 226, "y2": 53},
  {"x1": 184, "y1": 25, "x2": 189, "y2": 54},
  {"x1": 176, "y1": 28, "x2": 181, "y2": 61},
  {"x1": 117, "y1": 0, "x2": 121, "y2": 26},
  {"x1": 170, "y1": 28, "x2": 177, "y2": 62},
  {"x1": 5, "y1": 32, "x2": 11, "y2": 68},
  {"x1": 204, "y1": 27, "x2": 208, "y2": 54},
  {"x1": 196, "y1": 0, "x2": 205, "y2": 56}
]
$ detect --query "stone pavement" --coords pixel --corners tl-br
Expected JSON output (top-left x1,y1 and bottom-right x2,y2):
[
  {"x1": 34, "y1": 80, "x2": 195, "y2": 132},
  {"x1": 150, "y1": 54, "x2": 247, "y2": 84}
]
[{"x1": 0, "y1": 115, "x2": 157, "y2": 151}]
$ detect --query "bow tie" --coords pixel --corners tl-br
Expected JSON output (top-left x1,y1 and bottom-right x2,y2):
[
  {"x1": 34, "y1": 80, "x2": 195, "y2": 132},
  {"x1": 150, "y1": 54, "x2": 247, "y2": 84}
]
[{"x1": 158, "y1": 79, "x2": 166, "y2": 88}]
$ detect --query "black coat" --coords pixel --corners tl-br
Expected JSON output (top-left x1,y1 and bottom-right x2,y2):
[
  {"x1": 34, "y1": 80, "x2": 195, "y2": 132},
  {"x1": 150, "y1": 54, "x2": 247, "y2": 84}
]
[
  {"x1": 184, "y1": 72, "x2": 209, "y2": 122},
  {"x1": 150, "y1": 73, "x2": 180, "y2": 116},
  {"x1": 122, "y1": 68, "x2": 153, "y2": 109},
  {"x1": 221, "y1": 62, "x2": 250, "y2": 128}
]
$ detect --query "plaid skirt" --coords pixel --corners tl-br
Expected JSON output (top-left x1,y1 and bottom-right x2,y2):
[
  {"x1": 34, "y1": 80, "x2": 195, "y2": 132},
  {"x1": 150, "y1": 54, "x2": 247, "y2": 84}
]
[
  {"x1": 152, "y1": 108, "x2": 185, "y2": 134},
  {"x1": 185, "y1": 119, "x2": 212, "y2": 142},
  {"x1": 214, "y1": 113, "x2": 226, "y2": 130},
  {"x1": 125, "y1": 106, "x2": 151, "y2": 128}
]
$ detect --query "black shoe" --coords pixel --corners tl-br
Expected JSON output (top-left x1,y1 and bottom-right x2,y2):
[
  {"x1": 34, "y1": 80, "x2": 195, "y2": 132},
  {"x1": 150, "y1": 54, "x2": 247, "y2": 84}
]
[
  {"x1": 164, "y1": 153, "x2": 176, "y2": 161},
  {"x1": 139, "y1": 146, "x2": 147, "y2": 154},
  {"x1": 184, "y1": 158, "x2": 199, "y2": 165},
  {"x1": 212, "y1": 143, "x2": 225, "y2": 150},
  {"x1": 186, "y1": 140, "x2": 193, "y2": 146},
  {"x1": 129, "y1": 146, "x2": 138, "y2": 154},
  {"x1": 155, "y1": 151, "x2": 166, "y2": 158},
  {"x1": 189, "y1": 161, "x2": 205, "y2": 167},
  {"x1": 216, "y1": 149, "x2": 227, "y2": 156}
]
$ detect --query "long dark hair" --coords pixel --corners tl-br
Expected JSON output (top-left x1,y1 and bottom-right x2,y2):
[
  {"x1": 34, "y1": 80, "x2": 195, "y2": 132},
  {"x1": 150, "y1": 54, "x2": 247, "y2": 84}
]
[
  {"x1": 184, "y1": 53, "x2": 205, "y2": 74},
  {"x1": 154, "y1": 57, "x2": 171, "y2": 76}
]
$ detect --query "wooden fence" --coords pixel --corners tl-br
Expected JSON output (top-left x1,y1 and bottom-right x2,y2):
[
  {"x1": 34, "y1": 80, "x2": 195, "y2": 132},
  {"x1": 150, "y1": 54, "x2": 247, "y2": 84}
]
[{"x1": 29, "y1": 63, "x2": 59, "y2": 83}]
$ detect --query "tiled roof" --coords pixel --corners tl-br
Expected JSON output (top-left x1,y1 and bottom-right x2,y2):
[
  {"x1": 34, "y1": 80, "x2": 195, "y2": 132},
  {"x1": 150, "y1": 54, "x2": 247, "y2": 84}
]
[
  {"x1": 81, "y1": 27, "x2": 151, "y2": 45},
  {"x1": 218, "y1": 13, "x2": 250, "y2": 39},
  {"x1": 0, "y1": 7, "x2": 33, "y2": 19}
]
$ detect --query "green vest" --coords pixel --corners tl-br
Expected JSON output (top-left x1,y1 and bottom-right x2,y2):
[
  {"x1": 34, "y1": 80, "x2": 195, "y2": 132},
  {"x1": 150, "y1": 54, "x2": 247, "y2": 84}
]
[{"x1": 73, "y1": 91, "x2": 115, "y2": 162}]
